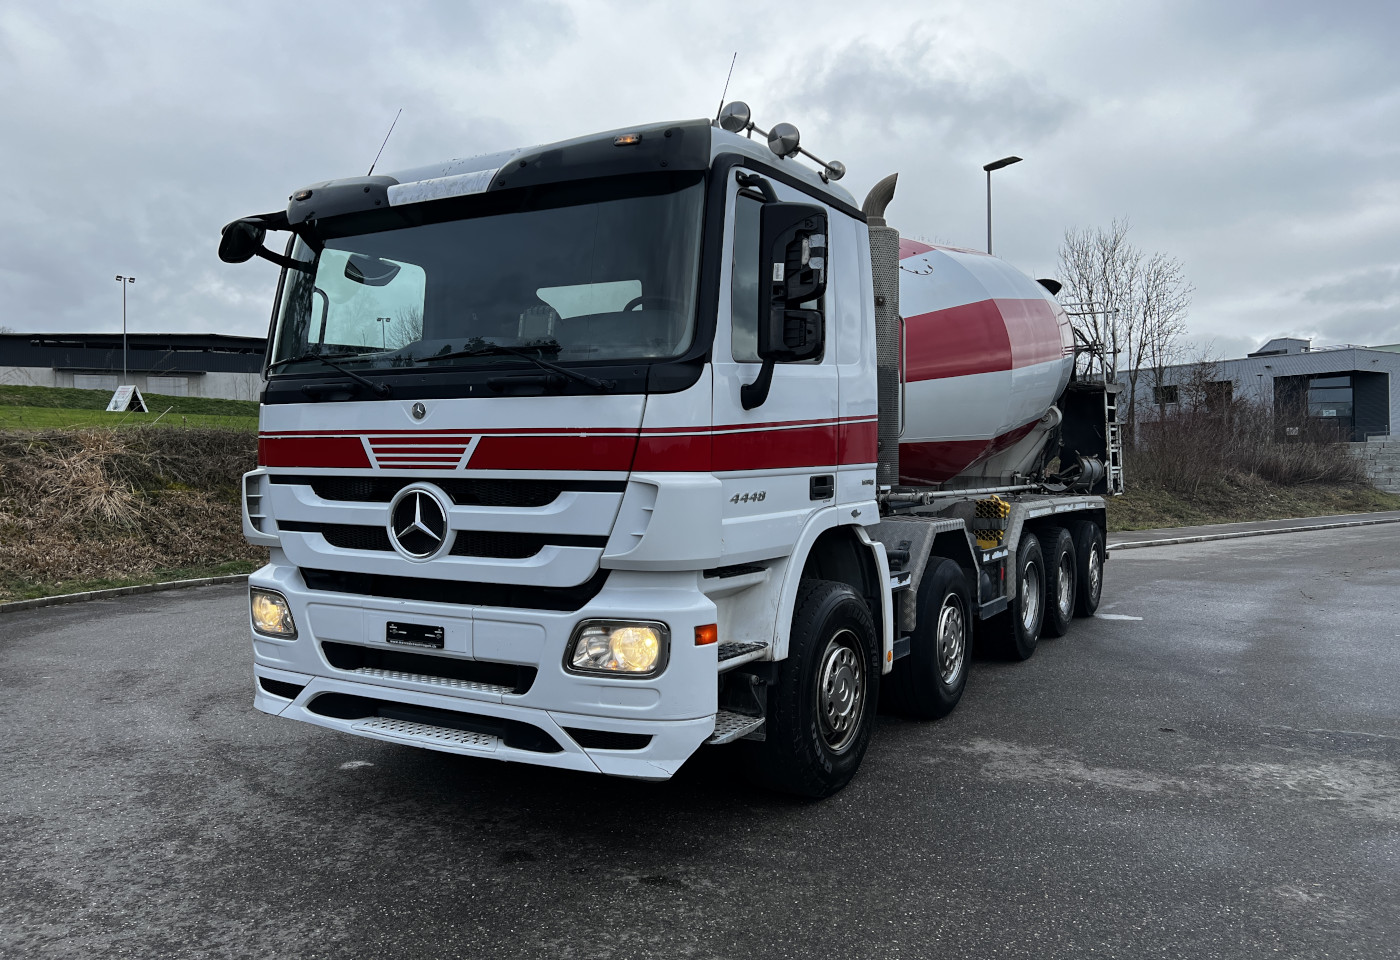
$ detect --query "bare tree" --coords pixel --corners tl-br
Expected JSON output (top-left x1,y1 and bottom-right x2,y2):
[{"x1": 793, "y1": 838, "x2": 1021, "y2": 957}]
[
  {"x1": 1134, "y1": 251, "x2": 1193, "y2": 421},
  {"x1": 1057, "y1": 218, "x2": 1139, "y2": 382},
  {"x1": 1056, "y1": 221, "x2": 1193, "y2": 439},
  {"x1": 386, "y1": 306, "x2": 424, "y2": 350}
]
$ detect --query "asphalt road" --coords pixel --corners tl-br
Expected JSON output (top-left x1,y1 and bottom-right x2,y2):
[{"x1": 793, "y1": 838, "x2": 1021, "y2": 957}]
[{"x1": 3, "y1": 526, "x2": 1398, "y2": 959}]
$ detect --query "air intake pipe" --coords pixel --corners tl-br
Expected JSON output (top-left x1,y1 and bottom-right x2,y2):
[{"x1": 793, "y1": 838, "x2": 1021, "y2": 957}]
[{"x1": 864, "y1": 173, "x2": 901, "y2": 487}]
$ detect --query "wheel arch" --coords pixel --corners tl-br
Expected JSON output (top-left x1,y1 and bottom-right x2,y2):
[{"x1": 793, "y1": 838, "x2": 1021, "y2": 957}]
[{"x1": 773, "y1": 509, "x2": 892, "y2": 671}]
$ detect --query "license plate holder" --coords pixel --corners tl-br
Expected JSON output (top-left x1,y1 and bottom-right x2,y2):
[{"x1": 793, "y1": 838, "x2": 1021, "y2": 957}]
[{"x1": 385, "y1": 621, "x2": 445, "y2": 649}]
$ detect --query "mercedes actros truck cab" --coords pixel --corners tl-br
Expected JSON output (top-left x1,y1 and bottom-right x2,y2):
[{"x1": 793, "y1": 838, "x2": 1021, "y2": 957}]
[{"x1": 222, "y1": 104, "x2": 1120, "y2": 797}]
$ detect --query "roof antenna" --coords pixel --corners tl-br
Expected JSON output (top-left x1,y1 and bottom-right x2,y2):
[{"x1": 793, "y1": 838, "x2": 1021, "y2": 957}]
[
  {"x1": 367, "y1": 108, "x2": 402, "y2": 177},
  {"x1": 713, "y1": 53, "x2": 737, "y2": 124}
]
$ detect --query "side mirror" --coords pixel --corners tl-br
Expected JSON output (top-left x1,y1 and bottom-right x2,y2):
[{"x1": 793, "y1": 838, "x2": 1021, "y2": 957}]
[
  {"x1": 218, "y1": 219, "x2": 267, "y2": 264},
  {"x1": 757, "y1": 202, "x2": 827, "y2": 363}
]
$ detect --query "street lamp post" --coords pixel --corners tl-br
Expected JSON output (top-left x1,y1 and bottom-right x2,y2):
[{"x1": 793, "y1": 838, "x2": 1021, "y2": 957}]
[
  {"x1": 376, "y1": 316, "x2": 392, "y2": 348},
  {"x1": 114, "y1": 275, "x2": 135, "y2": 383},
  {"x1": 983, "y1": 156, "x2": 1022, "y2": 255}
]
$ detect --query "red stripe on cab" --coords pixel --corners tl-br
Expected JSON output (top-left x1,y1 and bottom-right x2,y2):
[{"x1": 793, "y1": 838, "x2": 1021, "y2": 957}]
[
  {"x1": 837, "y1": 419, "x2": 878, "y2": 464},
  {"x1": 467, "y1": 435, "x2": 638, "y2": 472},
  {"x1": 258, "y1": 436, "x2": 370, "y2": 469}
]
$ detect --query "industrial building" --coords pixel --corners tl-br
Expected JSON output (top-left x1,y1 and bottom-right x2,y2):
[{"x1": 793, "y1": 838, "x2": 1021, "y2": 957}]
[
  {"x1": 0, "y1": 332, "x2": 265, "y2": 401},
  {"x1": 1133, "y1": 337, "x2": 1398, "y2": 442}
]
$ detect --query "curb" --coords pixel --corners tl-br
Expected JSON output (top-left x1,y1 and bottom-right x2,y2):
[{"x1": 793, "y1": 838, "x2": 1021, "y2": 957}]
[
  {"x1": 0, "y1": 574, "x2": 250, "y2": 615},
  {"x1": 1109, "y1": 515, "x2": 1400, "y2": 551}
]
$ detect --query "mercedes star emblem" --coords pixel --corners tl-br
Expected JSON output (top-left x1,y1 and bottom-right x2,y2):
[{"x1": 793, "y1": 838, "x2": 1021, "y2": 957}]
[
  {"x1": 411, "y1": 402, "x2": 426, "y2": 420},
  {"x1": 388, "y1": 487, "x2": 450, "y2": 559}
]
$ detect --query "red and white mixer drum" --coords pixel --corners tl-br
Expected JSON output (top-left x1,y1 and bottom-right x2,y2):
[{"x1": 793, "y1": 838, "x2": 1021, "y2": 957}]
[{"x1": 897, "y1": 239, "x2": 1075, "y2": 485}]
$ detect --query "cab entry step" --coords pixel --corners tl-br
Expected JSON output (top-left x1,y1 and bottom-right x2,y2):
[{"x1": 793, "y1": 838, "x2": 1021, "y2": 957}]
[
  {"x1": 717, "y1": 641, "x2": 769, "y2": 672},
  {"x1": 706, "y1": 710, "x2": 765, "y2": 745}
]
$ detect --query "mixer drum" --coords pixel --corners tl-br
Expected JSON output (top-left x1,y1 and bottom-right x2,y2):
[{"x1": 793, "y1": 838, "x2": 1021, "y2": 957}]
[{"x1": 896, "y1": 239, "x2": 1075, "y2": 485}]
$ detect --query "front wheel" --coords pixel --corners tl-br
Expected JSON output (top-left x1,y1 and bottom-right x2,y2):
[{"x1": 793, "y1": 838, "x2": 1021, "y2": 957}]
[{"x1": 746, "y1": 579, "x2": 880, "y2": 799}]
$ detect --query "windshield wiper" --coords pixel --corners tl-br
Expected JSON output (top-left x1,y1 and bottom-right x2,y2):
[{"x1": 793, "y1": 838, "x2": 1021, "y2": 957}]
[
  {"x1": 414, "y1": 341, "x2": 614, "y2": 393},
  {"x1": 267, "y1": 351, "x2": 392, "y2": 397}
]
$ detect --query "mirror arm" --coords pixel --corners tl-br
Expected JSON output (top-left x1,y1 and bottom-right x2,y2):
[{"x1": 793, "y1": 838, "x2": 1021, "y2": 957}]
[
  {"x1": 740, "y1": 360, "x2": 775, "y2": 410},
  {"x1": 736, "y1": 171, "x2": 778, "y2": 203},
  {"x1": 254, "y1": 246, "x2": 313, "y2": 272}
]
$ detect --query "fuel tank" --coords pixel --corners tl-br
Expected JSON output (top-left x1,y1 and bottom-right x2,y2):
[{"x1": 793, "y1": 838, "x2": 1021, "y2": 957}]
[{"x1": 896, "y1": 239, "x2": 1075, "y2": 485}]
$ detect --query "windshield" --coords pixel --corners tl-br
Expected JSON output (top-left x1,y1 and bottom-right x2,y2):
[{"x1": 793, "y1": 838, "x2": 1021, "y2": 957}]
[{"x1": 268, "y1": 174, "x2": 706, "y2": 373}]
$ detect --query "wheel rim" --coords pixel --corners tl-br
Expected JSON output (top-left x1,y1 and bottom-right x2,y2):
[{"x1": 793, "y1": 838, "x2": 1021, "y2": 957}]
[
  {"x1": 1021, "y1": 559, "x2": 1041, "y2": 633},
  {"x1": 1057, "y1": 554, "x2": 1074, "y2": 619},
  {"x1": 816, "y1": 628, "x2": 866, "y2": 754},
  {"x1": 937, "y1": 597, "x2": 966, "y2": 685},
  {"x1": 1088, "y1": 546, "x2": 1102, "y2": 601}
]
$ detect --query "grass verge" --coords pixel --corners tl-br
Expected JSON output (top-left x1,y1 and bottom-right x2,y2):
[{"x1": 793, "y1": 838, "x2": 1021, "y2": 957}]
[
  {"x1": 1106, "y1": 480, "x2": 1400, "y2": 532},
  {"x1": 0, "y1": 384, "x2": 259, "y2": 417},
  {"x1": 0, "y1": 406, "x2": 258, "y2": 431},
  {"x1": 0, "y1": 560, "x2": 261, "y2": 604}
]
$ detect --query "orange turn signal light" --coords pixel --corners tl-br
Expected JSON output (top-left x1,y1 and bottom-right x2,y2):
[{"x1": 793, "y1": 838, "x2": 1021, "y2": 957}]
[
  {"x1": 614, "y1": 133, "x2": 643, "y2": 146},
  {"x1": 694, "y1": 624, "x2": 718, "y2": 646}
]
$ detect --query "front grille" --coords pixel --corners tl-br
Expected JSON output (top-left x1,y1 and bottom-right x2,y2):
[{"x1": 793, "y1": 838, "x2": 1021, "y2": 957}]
[
  {"x1": 307, "y1": 693, "x2": 561, "y2": 753},
  {"x1": 280, "y1": 521, "x2": 392, "y2": 552},
  {"x1": 279, "y1": 522, "x2": 605, "y2": 558},
  {"x1": 271, "y1": 475, "x2": 624, "y2": 507},
  {"x1": 299, "y1": 568, "x2": 609, "y2": 612},
  {"x1": 565, "y1": 728, "x2": 653, "y2": 751},
  {"x1": 449, "y1": 531, "x2": 608, "y2": 559},
  {"x1": 322, "y1": 641, "x2": 535, "y2": 694}
]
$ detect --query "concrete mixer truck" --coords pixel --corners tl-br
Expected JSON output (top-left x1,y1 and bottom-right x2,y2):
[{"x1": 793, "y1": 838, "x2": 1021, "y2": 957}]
[{"x1": 220, "y1": 104, "x2": 1123, "y2": 797}]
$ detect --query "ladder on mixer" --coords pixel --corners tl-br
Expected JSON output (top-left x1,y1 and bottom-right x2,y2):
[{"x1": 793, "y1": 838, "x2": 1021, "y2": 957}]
[{"x1": 1105, "y1": 385, "x2": 1125, "y2": 495}]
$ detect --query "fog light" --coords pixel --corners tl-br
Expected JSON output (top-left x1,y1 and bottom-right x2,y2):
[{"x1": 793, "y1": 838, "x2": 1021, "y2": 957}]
[
  {"x1": 567, "y1": 620, "x2": 669, "y2": 677},
  {"x1": 250, "y1": 588, "x2": 296, "y2": 638}
]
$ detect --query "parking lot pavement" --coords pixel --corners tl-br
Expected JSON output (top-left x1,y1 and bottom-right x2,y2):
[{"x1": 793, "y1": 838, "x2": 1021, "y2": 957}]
[
  {"x1": 2, "y1": 525, "x2": 1398, "y2": 960},
  {"x1": 1108, "y1": 509, "x2": 1400, "y2": 548}
]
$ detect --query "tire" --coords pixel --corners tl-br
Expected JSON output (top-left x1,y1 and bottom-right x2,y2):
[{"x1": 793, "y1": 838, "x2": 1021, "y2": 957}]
[
  {"x1": 987, "y1": 532, "x2": 1045, "y2": 661},
  {"x1": 1070, "y1": 519, "x2": 1105, "y2": 617},
  {"x1": 745, "y1": 579, "x2": 880, "y2": 799},
  {"x1": 1042, "y1": 527, "x2": 1076, "y2": 639},
  {"x1": 884, "y1": 559, "x2": 972, "y2": 720}
]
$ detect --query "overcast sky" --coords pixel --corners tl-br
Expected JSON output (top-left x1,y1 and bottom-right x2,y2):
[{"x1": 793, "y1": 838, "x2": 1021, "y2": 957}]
[{"x1": 2, "y1": 0, "x2": 1397, "y2": 359}]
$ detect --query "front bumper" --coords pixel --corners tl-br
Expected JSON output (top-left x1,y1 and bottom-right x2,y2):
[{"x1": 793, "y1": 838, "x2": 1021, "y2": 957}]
[{"x1": 248, "y1": 561, "x2": 721, "y2": 780}]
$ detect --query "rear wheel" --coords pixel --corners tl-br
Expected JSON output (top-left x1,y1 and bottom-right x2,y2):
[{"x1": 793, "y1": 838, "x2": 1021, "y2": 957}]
[
  {"x1": 746, "y1": 579, "x2": 879, "y2": 799},
  {"x1": 1042, "y1": 527, "x2": 1076, "y2": 638},
  {"x1": 884, "y1": 559, "x2": 972, "y2": 719},
  {"x1": 988, "y1": 532, "x2": 1045, "y2": 661},
  {"x1": 1070, "y1": 520, "x2": 1105, "y2": 617}
]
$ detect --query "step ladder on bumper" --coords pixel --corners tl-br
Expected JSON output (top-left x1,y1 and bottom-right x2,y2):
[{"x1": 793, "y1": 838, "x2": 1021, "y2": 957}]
[
  {"x1": 706, "y1": 641, "x2": 772, "y2": 744},
  {"x1": 707, "y1": 709, "x2": 765, "y2": 744}
]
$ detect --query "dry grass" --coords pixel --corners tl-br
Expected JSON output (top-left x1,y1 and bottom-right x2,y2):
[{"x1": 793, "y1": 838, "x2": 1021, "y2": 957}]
[
  {"x1": 1130, "y1": 400, "x2": 1367, "y2": 492},
  {"x1": 1106, "y1": 399, "x2": 1398, "y2": 531},
  {"x1": 0, "y1": 427, "x2": 264, "y2": 599}
]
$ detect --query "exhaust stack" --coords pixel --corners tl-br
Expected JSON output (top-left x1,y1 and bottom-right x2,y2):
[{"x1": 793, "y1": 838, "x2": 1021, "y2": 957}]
[{"x1": 864, "y1": 174, "x2": 901, "y2": 487}]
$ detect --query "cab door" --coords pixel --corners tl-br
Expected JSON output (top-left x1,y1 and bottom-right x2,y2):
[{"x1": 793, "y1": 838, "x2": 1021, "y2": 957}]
[{"x1": 711, "y1": 168, "x2": 840, "y2": 564}]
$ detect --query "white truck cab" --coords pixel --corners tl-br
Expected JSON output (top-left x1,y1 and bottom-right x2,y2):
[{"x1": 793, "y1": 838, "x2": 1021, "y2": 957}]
[{"x1": 224, "y1": 109, "x2": 1116, "y2": 797}]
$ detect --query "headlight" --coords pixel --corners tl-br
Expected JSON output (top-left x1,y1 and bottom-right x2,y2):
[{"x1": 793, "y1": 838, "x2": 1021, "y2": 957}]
[
  {"x1": 250, "y1": 588, "x2": 297, "y2": 638},
  {"x1": 566, "y1": 620, "x2": 669, "y2": 677}
]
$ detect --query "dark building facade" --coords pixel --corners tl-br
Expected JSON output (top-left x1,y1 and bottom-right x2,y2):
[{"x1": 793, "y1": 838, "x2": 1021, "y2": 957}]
[{"x1": 0, "y1": 332, "x2": 266, "y2": 400}]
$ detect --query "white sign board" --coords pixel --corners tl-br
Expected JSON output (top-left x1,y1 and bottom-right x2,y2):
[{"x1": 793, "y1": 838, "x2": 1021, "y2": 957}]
[{"x1": 106, "y1": 385, "x2": 148, "y2": 413}]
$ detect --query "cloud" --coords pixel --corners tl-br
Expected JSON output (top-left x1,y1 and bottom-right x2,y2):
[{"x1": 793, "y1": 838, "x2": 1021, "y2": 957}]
[
  {"x1": 0, "y1": 0, "x2": 1398, "y2": 359},
  {"x1": 1302, "y1": 267, "x2": 1400, "y2": 306}
]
